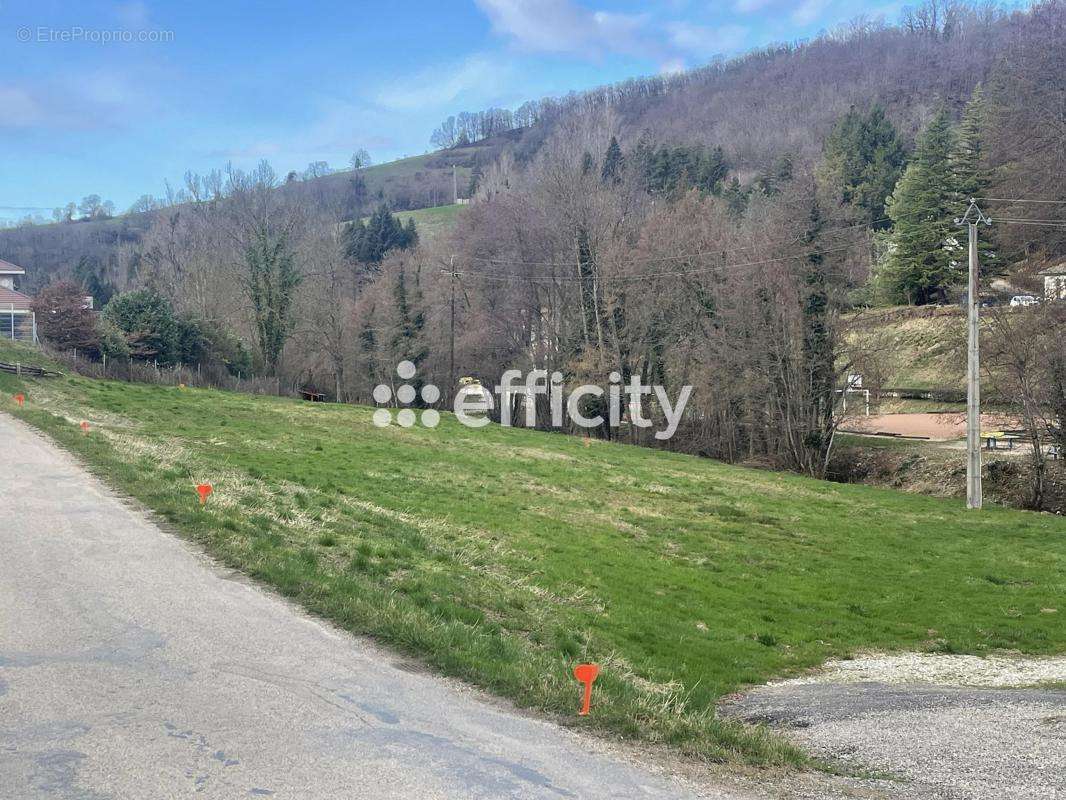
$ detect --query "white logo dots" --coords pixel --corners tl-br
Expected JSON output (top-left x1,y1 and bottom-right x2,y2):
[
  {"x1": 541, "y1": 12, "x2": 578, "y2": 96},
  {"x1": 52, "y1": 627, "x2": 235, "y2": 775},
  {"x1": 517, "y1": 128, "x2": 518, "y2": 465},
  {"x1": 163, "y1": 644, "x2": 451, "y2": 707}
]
[{"x1": 372, "y1": 361, "x2": 441, "y2": 428}]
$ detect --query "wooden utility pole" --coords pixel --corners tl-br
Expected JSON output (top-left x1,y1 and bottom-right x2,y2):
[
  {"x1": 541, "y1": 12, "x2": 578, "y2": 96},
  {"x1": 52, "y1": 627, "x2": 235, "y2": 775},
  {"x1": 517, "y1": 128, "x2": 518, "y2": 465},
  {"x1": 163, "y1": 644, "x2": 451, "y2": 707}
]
[
  {"x1": 960, "y1": 200, "x2": 991, "y2": 509},
  {"x1": 444, "y1": 256, "x2": 457, "y2": 394}
]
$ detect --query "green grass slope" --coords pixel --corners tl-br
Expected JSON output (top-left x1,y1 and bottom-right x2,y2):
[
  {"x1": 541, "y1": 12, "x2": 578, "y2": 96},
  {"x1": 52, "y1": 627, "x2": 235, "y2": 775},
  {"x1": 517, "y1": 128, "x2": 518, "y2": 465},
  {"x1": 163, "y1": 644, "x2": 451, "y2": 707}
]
[
  {"x1": 847, "y1": 306, "x2": 967, "y2": 392},
  {"x1": 362, "y1": 203, "x2": 466, "y2": 245},
  {"x1": 2, "y1": 339, "x2": 1064, "y2": 766},
  {"x1": 360, "y1": 152, "x2": 469, "y2": 185}
]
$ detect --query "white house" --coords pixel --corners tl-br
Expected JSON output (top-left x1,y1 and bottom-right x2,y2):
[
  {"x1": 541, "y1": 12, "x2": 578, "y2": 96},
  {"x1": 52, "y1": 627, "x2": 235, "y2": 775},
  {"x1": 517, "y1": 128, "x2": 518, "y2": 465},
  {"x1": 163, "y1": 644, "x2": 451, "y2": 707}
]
[
  {"x1": 1041, "y1": 260, "x2": 1066, "y2": 301},
  {"x1": 0, "y1": 257, "x2": 36, "y2": 342},
  {"x1": 0, "y1": 257, "x2": 25, "y2": 291}
]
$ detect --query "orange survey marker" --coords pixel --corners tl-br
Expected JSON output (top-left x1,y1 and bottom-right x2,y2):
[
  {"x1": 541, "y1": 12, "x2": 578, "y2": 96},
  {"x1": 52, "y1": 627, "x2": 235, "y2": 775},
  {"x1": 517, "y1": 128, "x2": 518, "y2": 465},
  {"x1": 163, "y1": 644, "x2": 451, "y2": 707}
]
[
  {"x1": 196, "y1": 483, "x2": 213, "y2": 505},
  {"x1": 14, "y1": 393, "x2": 24, "y2": 407},
  {"x1": 80, "y1": 421, "x2": 90, "y2": 434},
  {"x1": 573, "y1": 663, "x2": 600, "y2": 716}
]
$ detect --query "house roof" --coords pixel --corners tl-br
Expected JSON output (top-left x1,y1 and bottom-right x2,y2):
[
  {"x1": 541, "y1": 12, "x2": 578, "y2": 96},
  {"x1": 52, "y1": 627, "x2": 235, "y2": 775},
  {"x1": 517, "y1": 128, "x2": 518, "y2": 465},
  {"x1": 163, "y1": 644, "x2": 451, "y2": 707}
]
[
  {"x1": 0, "y1": 286, "x2": 32, "y2": 311},
  {"x1": 0, "y1": 258, "x2": 26, "y2": 275}
]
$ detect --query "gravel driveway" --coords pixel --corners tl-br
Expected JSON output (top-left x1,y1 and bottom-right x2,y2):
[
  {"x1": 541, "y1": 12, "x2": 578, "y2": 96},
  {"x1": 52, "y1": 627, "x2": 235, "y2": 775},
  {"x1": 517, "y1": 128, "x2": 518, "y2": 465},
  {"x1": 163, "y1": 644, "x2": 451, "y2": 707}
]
[{"x1": 721, "y1": 655, "x2": 1066, "y2": 799}]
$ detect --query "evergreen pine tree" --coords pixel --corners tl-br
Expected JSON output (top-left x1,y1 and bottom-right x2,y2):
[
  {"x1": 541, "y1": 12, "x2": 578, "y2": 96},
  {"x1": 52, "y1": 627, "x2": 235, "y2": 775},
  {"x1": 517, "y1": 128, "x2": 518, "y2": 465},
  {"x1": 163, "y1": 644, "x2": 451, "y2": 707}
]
[
  {"x1": 953, "y1": 85, "x2": 991, "y2": 202},
  {"x1": 346, "y1": 205, "x2": 418, "y2": 264},
  {"x1": 723, "y1": 177, "x2": 748, "y2": 217},
  {"x1": 601, "y1": 136, "x2": 624, "y2": 184},
  {"x1": 649, "y1": 148, "x2": 671, "y2": 193},
  {"x1": 821, "y1": 106, "x2": 906, "y2": 228},
  {"x1": 699, "y1": 146, "x2": 729, "y2": 194},
  {"x1": 755, "y1": 153, "x2": 795, "y2": 196},
  {"x1": 391, "y1": 266, "x2": 427, "y2": 382},
  {"x1": 403, "y1": 218, "x2": 419, "y2": 249},
  {"x1": 879, "y1": 109, "x2": 965, "y2": 305},
  {"x1": 74, "y1": 256, "x2": 116, "y2": 307},
  {"x1": 800, "y1": 195, "x2": 835, "y2": 474},
  {"x1": 952, "y1": 85, "x2": 996, "y2": 269}
]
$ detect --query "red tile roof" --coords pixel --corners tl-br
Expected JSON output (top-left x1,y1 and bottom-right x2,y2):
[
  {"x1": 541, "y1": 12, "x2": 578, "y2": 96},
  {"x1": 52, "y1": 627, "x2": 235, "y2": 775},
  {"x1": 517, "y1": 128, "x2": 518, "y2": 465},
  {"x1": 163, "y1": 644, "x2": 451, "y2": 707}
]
[
  {"x1": 0, "y1": 287, "x2": 32, "y2": 311},
  {"x1": 0, "y1": 258, "x2": 26, "y2": 274}
]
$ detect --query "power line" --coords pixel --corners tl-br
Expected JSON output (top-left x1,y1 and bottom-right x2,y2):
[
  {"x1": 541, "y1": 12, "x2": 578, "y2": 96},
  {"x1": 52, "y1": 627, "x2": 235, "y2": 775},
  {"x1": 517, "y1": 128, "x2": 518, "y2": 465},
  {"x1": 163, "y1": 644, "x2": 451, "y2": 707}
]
[
  {"x1": 464, "y1": 232, "x2": 862, "y2": 267},
  {"x1": 465, "y1": 225, "x2": 867, "y2": 267},
  {"x1": 993, "y1": 217, "x2": 1066, "y2": 223},
  {"x1": 451, "y1": 243, "x2": 860, "y2": 284},
  {"x1": 462, "y1": 209, "x2": 966, "y2": 269},
  {"x1": 992, "y1": 218, "x2": 1066, "y2": 228},
  {"x1": 978, "y1": 197, "x2": 1066, "y2": 205},
  {"x1": 445, "y1": 201, "x2": 1060, "y2": 285}
]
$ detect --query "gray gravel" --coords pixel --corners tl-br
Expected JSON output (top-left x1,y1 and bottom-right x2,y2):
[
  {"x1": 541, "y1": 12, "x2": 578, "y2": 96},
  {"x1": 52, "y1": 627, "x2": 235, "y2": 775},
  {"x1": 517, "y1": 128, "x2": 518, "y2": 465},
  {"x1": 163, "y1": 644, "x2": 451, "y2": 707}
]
[
  {"x1": 723, "y1": 682, "x2": 1066, "y2": 799},
  {"x1": 777, "y1": 652, "x2": 1065, "y2": 688}
]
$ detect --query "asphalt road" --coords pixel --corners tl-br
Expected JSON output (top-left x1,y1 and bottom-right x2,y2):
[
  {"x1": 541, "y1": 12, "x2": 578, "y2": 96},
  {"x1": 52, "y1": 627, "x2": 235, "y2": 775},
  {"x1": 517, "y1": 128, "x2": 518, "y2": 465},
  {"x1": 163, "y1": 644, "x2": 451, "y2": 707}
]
[{"x1": 0, "y1": 413, "x2": 726, "y2": 799}]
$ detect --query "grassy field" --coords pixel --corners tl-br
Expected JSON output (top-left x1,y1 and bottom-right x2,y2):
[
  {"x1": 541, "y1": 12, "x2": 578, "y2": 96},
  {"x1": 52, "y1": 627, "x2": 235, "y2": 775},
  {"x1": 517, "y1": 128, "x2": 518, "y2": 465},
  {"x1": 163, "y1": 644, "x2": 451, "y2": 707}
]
[
  {"x1": 847, "y1": 306, "x2": 966, "y2": 391},
  {"x1": 349, "y1": 148, "x2": 479, "y2": 206},
  {"x1": 366, "y1": 203, "x2": 465, "y2": 245},
  {"x1": 359, "y1": 152, "x2": 472, "y2": 183},
  {"x1": 2, "y1": 340, "x2": 1065, "y2": 767}
]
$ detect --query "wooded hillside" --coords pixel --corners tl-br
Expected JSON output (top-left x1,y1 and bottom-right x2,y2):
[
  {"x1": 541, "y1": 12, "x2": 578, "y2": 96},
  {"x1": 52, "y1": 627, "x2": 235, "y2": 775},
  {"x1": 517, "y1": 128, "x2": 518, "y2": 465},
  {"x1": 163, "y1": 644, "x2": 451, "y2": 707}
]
[{"x1": 5, "y1": 0, "x2": 1065, "y2": 505}]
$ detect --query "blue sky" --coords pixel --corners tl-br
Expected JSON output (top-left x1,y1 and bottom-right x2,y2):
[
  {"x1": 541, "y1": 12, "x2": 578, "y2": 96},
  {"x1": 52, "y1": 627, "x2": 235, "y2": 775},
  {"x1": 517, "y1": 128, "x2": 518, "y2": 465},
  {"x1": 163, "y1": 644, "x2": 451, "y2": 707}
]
[{"x1": 0, "y1": 0, "x2": 907, "y2": 222}]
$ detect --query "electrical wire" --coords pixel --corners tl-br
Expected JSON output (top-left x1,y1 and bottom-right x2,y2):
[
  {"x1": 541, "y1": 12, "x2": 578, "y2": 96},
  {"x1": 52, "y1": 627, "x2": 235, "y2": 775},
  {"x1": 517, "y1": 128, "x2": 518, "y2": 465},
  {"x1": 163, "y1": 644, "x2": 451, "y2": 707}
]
[
  {"x1": 978, "y1": 197, "x2": 1066, "y2": 205},
  {"x1": 445, "y1": 202, "x2": 1062, "y2": 285},
  {"x1": 991, "y1": 219, "x2": 1066, "y2": 229},
  {"x1": 464, "y1": 221, "x2": 871, "y2": 267},
  {"x1": 451, "y1": 243, "x2": 861, "y2": 284},
  {"x1": 989, "y1": 217, "x2": 1066, "y2": 225},
  {"x1": 461, "y1": 208, "x2": 970, "y2": 269}
]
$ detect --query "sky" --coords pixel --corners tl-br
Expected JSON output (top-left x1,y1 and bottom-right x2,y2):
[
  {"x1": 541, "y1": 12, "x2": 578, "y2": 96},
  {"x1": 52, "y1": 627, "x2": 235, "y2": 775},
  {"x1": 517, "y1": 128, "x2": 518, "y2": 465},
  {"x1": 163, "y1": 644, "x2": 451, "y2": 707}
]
[{"x1": 0, "y1": 0, "x2": 909, "y2": 223}]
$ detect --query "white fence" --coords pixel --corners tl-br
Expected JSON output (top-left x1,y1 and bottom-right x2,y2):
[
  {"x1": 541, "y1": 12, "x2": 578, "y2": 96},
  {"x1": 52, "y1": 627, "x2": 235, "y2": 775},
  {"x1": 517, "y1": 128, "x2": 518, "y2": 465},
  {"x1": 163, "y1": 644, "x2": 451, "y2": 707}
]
[{"x1": 0, "y1": 306, "x2": 37, "y2": 343}]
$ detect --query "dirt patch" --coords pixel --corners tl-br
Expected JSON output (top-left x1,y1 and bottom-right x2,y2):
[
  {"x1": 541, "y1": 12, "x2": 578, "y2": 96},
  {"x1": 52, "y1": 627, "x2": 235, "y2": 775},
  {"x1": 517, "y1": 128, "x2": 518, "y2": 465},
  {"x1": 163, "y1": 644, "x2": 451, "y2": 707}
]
[
  {"x1": 830, "y1": 443, "x2": 1066, "y2": 513},
  {"x1": 840, "y1": 413, "x2": 1018, "y2": 441}
]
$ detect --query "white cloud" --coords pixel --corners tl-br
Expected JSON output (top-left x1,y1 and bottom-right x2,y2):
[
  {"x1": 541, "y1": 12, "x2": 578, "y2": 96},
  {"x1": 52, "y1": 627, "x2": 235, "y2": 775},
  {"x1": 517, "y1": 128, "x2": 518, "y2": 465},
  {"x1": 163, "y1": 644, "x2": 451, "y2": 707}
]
[
  {"x1": 205, "y1": 141, "x2": 282, "y2": 159},
  {"x1": 867, "y1": 1, "x2": 907, "y2": 22},
  {"x1": 204, "y1": 97, "x2": 403, "y2": 169},
  {"x1": 666, "y1": 21, "x2": 749, "y2": 57},
  {"x1": 113, "y1": 1, "x2": 152, "y2": 29},
  {"x1": 791, "y1": 0, "x2": 833, "y2": 26},
  {"x1": 475, "y1": 0, "x2": 753, "y2": 64},
  {"x1": 0, "y1": 73, "x2": 147, "y2": 132},
  {"x1": 373, "y1": 54, "x2": 516, "y2": 112},
  {"x1": 474, "y1": 0, "x2": 651, "y2": 57},
  {"x1": 659, "y1": 58, "x2": 687, "y2": 75},
  {"x1": 0, "y1": 86, "x2": 44, "y2": 128},
  {"x1": 732, "y1": 0, "x2": 774, "y2": 12}
]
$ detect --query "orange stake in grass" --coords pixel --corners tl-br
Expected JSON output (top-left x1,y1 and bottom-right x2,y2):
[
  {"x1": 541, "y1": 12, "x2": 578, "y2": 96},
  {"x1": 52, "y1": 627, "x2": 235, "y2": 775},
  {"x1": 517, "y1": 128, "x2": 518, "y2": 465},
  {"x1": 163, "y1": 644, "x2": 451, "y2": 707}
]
[
  {"x1": 14, "y1": 393, "x2": 24, "y2": 408},
  {"x1": 196, "y1": 483, "x2": 213, "y2": 506},
  {"x1": 573, "y1": 663, "x2": 600, "y2": 716}
]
